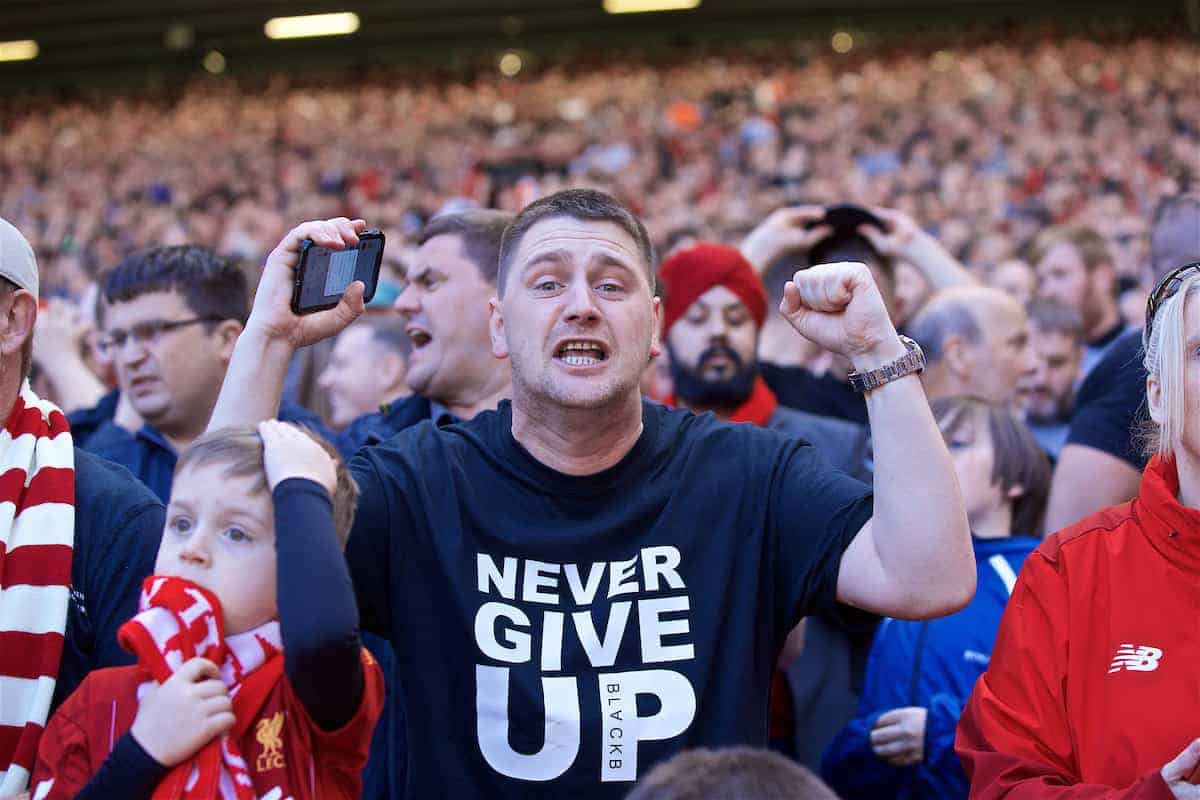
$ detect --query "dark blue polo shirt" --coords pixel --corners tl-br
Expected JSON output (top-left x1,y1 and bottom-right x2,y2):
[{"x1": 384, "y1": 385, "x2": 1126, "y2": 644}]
[{"x1": 331, "y1": 394, "x2": 460, "y2": 459}]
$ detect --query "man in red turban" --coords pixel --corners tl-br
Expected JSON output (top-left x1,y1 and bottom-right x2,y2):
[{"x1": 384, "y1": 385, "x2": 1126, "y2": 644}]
[{"x1": 659, "y1": 242, "x2": 866, "y2": 468}]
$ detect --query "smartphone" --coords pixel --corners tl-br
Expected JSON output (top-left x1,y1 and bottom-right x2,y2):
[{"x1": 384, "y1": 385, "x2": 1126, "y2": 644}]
[{"x1": 291, "y1": 230, "x2": 385, "y2": 315}]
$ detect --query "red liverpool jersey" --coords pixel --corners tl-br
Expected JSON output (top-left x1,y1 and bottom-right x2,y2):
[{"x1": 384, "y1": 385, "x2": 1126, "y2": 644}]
[
  {"x1": 957, "y1": 456, "x2": 1200, "y2": 799},
  {"x1": 31, "y1": 648, "x2": 384, "y2": 800}
]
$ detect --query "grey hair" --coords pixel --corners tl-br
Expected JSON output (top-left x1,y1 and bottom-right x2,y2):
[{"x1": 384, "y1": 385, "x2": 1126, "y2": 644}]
[
  {"x1": 1143, "y1": 272, "x2": 1200, "y2": 456},
  {"x1": 907, "y1": 299, "x2": 983, "y2": 365}
]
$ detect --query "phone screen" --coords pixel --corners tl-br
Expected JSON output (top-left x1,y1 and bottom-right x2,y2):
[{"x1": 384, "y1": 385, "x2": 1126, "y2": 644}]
[{"x1": 324, "y1": 248, "x2": 359, "y2": 296}]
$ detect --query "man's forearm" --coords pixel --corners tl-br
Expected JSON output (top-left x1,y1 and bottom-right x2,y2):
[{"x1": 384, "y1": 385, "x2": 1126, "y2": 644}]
[
  {"x1": 1044, "y1": 445, "x2": 1140, "y2": 534},
  {"x1": 40, "y1": 356, "x2": 106, "y2": 414},
  {"x1": 839, "y1": 344, "x2": 973, "y2": 617},
  {"x1": 207, "y1": 328, "x2": 295, "y2": 431},
  {"x1": 902, "y1": 235, "x2": 977, "y2": 290},
  {"x1": 867, "y1": 371, "x2": 973, "y2": 614}
]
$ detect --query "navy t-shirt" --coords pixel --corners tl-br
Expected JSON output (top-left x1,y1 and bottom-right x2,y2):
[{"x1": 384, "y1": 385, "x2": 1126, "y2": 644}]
[
  {"x1": 1066, "y1": 330, "x2": 1148, "y2": 469},
  {"x1": 761, "y1": 362, "x2": 868, "y2": 425},
  {"x1": 346, "y1": 399, "x2": 873, "y2": 798}
]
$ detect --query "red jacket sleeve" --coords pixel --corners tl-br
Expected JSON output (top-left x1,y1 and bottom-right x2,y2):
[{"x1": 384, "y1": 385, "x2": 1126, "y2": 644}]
[
  {"x1": 955, "y1": 552, "x2": 1172, "y2": 800},
  {"x1": 29, "y1": 680, "x2": 98, "y2": 800}
]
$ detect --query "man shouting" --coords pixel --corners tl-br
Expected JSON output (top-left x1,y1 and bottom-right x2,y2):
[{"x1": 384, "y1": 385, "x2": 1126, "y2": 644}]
[{"x1": 209, "y1": 189, "x2": 973, "y2": 798}]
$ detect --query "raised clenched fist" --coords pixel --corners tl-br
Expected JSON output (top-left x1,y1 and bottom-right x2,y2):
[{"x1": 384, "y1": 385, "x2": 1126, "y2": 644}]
[{"x1": 779, "y1": 261, "x2": 906, "y2": 372}]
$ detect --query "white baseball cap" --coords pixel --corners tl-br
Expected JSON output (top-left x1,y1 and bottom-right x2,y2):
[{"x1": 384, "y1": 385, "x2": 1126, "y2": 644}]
[{"x1": 0, "y1": 217, "x2": 39, "y2": 300}]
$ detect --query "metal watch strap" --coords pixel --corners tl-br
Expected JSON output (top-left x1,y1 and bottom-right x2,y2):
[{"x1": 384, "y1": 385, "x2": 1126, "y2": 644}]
[{"x1": 847, "y1": 335, "x2": 926, "y2": 393}]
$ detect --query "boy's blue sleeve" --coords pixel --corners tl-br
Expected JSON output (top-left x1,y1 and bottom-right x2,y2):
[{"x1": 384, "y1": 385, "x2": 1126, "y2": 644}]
[
  {"x1": 820, "y1": 711, "x2": 906, "y2": 799},
  {"x1": 914, "y1": 692, "x2": 970, "y2": 798},
  {"x1": 274, "y1": 477, "x2": 364, "y2": 731}
]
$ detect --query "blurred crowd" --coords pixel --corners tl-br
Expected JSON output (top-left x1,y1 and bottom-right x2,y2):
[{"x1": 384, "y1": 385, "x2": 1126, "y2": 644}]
[{"x1": 3, "y1": 32, "x2": 1196, "y2": 299}]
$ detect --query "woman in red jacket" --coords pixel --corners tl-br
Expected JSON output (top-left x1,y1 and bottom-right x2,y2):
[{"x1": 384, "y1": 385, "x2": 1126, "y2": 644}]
[{"x1": 957, "y1": 262, "x2": 1200, "y2": 800}]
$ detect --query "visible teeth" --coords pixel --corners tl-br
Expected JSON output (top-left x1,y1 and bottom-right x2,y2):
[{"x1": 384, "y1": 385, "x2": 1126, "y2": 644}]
[
  {"x1": 558, "y1": 341, "x2": 605, "y2": 359},
  {"x1": 563, "y1": 355, "x2": 600, "y2": 366}
]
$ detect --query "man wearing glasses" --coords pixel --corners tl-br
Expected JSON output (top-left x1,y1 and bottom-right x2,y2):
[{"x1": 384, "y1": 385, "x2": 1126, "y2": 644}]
[{"x1": 81, "y1": 245, "x2": 319, "y2": 502}]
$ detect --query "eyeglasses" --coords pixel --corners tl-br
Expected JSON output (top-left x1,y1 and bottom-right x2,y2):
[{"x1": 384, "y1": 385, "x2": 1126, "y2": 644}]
[
  {"x1": 1145, "y1": 261, "x2": 1200, "y2": 341},
  {"x1": 97, "y1": 317, "x2": 223, "y2": 356}
]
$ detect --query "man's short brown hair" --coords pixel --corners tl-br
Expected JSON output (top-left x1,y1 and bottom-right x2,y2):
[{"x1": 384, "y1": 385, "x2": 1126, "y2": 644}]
[
  {"x1": 1028, "y1": 225, "x2": 1113, "y2": 273},
  {"x1": 497, "y1": 189, "x2": 656, "y2": 297},
  {"x1": 175, "y1": 425, "x2": 359, "y2": 548},
  {"x1": 417, "y1": 209, "x2": 514, "y2": 286},
  {"x1": 625, "y1": 747, "x2": 839, "y2": 800}
]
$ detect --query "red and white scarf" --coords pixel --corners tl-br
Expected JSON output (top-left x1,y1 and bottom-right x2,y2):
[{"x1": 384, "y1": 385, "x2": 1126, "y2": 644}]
[
  {"x1": 118, "y1": 576, "x2": 286, "y2": 800},
  {"x1": 0, "y1": 382, "x2": 75, "y2": 795}
]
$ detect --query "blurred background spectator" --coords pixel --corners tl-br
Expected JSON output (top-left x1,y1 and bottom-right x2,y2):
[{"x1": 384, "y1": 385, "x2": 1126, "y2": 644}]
[
  {"x1": 3, "y1": 28, "x2": 1194, "y2": 307},
  {"x1": 626, "y1": 746, "x2": 840, "y2": 800},
  {"x1": 319, "y1": 312, "x2": 412, "y2": 430}
]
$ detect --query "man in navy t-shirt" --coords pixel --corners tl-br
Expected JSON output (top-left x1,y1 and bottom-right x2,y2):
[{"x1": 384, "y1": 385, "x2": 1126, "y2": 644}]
[{"x1": 209, "y1": 190, "x2": 974, "y2": 798}]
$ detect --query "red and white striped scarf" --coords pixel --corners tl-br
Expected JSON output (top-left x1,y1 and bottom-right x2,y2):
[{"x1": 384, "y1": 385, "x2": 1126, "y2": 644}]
[
  {"x1": 0, "y1": 383, "x2": 75, "y2": 795},
  {"x1": 118, "y1": 576, "x2": 286, "y2": 800}
]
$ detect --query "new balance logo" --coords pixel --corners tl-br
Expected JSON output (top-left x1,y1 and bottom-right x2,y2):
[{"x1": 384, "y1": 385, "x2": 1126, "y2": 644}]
[{"x1": 1108, "y1": 644, "x2": 1163, "y2": 673}]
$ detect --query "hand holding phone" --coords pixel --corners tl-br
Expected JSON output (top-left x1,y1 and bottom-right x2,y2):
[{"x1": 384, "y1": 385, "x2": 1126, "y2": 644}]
[
  {"x1": 245, "y1": 217, "x2": 369, "y2": 351},
  {"x1": 291, "y1": 230, "x2": 385, "y2": 315}
]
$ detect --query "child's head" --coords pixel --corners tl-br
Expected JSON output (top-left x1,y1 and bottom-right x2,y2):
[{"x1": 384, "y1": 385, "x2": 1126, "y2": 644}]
[
  {"x1": 156, "y1": 424, "x2": 359, "y2": 634},
  {"x1": 931, "y1": 396, "x2": 1051, "y2": 537}
]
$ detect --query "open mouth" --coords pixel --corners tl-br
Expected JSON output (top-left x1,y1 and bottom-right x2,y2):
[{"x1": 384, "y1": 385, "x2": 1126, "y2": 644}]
[
  {"x1": 555, "y1": 339, "x2": 609, "y2": 367},
  {"x1": 407, "y1": 326, "x2": 432, "y2": 348}
]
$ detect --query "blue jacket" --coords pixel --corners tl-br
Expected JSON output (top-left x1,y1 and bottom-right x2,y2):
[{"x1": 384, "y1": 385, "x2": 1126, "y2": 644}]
[{"x1": 821, "y1": 535, "x2": 1038, "y2": 800}]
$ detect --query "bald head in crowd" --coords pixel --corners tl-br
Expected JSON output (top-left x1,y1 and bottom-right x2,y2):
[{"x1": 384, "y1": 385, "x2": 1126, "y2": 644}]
[{"x1": 908, "y1": 286, "x2": 1036, "y2": 408}]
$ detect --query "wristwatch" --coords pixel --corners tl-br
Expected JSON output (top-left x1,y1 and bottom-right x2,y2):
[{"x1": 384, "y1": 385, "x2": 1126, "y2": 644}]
[{"x1": 847, "y1": 335, "x2": 926, "y2": 393}]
